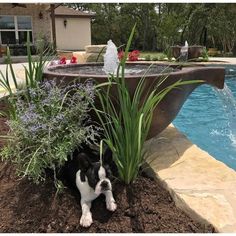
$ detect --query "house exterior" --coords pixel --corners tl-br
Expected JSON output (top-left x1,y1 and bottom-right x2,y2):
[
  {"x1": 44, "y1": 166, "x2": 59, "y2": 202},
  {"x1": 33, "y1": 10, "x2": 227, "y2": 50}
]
[
  {"x1": 0, "y1": 4, "x2": 51, "y2": 47},
  {"x1": 55, "y1": 6, "x2": 93, "y2": 50},
  {"x1": 0, "y1": 4, "x2": 94, "y2": 55}
]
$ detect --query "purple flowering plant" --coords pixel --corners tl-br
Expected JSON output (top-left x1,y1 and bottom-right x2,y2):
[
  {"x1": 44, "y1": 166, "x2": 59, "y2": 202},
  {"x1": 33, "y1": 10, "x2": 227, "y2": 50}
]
[{"x1": 1, "y1": 80, "x2": 99, "y2": 189}]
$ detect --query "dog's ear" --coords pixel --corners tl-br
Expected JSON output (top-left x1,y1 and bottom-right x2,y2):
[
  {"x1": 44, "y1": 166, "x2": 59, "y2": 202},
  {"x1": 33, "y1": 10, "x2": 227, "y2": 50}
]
[
  {"x1": 103, "y1": 148, "x2": 113, "y2": 165},
  {"x1": 102, "y1": 148, "x2": 118, "y2": 177},
  {"x1": 77, "y1": 152, "x2": 91, "y2": 171}
]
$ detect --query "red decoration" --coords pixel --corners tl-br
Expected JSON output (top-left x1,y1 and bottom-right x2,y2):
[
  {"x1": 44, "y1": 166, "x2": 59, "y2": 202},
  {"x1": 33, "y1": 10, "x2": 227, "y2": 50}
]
[
  {"x1": 118, "y1": 50, "x2": 125, "y2": 61},
  {"x1": 128, "y1": 50, "x2": 140, "y2": 61},
  {"x1": 70, "y1": 56, "x2": 77, "y2": 64},
  {"x1": 59, "y1": 57, "x2": 67, "y2": 64}
]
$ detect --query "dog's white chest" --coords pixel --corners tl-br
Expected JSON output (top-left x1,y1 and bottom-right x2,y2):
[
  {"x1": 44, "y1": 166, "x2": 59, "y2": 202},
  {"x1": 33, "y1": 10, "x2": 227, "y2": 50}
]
[{"x1": 76, "y1": 170, "x2": 98, "y2": 201}]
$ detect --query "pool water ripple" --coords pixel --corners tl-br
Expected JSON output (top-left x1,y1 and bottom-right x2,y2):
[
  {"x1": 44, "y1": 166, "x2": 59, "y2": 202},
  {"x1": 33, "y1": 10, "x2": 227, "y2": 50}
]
[{"x1": 173, "y1": 67, "x2": 236, "y2": 170}]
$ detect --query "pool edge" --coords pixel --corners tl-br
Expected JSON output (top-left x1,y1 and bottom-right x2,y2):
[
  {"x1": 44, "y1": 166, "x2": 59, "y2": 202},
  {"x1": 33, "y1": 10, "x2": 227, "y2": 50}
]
[{"x1": 144, "y1": 123, "x2": 236, "y2": 233}]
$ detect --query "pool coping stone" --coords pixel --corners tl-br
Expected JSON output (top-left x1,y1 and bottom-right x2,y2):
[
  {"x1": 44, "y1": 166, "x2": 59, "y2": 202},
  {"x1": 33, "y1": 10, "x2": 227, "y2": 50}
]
[{"x1": 144, "y1": 124, "x2": 236, "y2": 233}]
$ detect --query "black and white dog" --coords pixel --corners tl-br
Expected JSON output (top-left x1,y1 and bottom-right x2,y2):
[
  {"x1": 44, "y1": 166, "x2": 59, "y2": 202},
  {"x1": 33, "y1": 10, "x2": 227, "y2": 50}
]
[{"x1": 61, "y1": 146, "x2": 117, "y2": 227}]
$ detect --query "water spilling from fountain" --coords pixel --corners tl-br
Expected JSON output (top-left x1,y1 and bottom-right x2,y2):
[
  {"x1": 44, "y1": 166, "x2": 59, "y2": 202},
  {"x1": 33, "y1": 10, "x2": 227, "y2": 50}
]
[
  {"x1": 215, "y1": 83, "x2": 236, "y2": 147},
  {"x1": 173, "y1": 70, "x2": 236, "y2": 170},
  {"x1": 103, "y1": 40, "x2": 119, "y2": 75},
  {"x1": 179, "y1": 41, "x2": 189, "y2": 62},
  {"x1": 102, "y1": 39, "x2": 154, "y2": 75}
]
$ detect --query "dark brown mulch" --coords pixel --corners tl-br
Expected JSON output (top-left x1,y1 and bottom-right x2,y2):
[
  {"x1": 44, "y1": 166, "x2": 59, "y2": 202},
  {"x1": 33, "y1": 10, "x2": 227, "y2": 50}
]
[{"x1": 0, "y1": 100, "x2": 215, "y2": 233}]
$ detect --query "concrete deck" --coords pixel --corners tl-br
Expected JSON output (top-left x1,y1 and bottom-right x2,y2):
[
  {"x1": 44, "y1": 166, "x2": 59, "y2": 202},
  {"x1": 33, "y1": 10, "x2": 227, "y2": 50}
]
[
  {"x1": 208, "y1": 57, "x2": 236, "y2": 65},
  {"x1": 0, "y1": 63, "x2": 28, "y2": 97},
  {"x1": 145, "y1": 124, "x2": 236, "y2": 233}
]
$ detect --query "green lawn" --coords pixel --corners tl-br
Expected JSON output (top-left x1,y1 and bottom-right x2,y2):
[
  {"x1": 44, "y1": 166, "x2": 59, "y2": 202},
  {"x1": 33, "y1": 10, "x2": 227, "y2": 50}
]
[{"x1": 139, "y1": 51, "x2": 167, "y2": 60}]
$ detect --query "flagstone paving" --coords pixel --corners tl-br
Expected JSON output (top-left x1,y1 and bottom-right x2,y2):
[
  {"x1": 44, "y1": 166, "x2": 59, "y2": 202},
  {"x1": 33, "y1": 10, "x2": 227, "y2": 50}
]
[{"x1": 145, "y1": 124, "x2": 236, "y2": 233}]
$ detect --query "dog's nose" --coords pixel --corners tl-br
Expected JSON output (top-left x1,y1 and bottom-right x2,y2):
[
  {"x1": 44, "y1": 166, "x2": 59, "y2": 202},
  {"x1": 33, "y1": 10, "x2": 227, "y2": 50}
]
[{"x1": 101, "y1": 180, "x2": 108, "y2": 189}]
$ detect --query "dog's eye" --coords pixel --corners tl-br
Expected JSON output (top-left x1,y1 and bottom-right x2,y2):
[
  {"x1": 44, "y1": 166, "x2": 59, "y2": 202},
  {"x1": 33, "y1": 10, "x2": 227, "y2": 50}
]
[
  {"x1": 95, "y1": 175, "x2": 99, "y2": 182},
  {"x1": 105, "y1": 168, "x2": 112, "y2": 178},
  {"x1": 93, "y1": 170, "x2": 99, "y2": 182}
]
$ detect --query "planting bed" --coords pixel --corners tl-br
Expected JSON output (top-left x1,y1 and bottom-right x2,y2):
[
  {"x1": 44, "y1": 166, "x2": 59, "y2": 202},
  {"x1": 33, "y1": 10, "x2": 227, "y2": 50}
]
[{"x1": 0, "y1": 101, "x2": 214, "y2": 233}]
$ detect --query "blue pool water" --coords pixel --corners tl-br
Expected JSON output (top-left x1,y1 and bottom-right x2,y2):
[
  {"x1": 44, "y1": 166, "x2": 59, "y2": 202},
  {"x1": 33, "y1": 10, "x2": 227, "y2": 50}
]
[{"x1": 173, "y1": 65, "x2": 236, "y2": 170}]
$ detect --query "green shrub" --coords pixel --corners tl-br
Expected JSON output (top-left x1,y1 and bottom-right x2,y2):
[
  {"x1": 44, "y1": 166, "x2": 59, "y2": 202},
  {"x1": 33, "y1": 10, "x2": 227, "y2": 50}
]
[
  {"x1": 158, "y1": 54, "x2": 167, "y2": 61},
  {"x1": 202, "y1": 48, "x2": 209, "y2": 61},
  {"x1": 144, "y1": 54, "x2": 151, "y2": 61},
  {"x1": 152, "y1": 56, "x2": 159, "y2": 61},
  {"x1": 165, "y1": 47, "x2": 172, "y2": 61},
  {"x1": 1, "y1": 80, "x2": 99, "y2": 189}
]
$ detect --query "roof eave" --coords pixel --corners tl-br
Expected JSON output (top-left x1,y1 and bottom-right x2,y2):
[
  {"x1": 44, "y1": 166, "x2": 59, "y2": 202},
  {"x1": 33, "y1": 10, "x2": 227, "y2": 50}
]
[{"x1": 54, "y1": 14, "x2": 95, "y2": 18}]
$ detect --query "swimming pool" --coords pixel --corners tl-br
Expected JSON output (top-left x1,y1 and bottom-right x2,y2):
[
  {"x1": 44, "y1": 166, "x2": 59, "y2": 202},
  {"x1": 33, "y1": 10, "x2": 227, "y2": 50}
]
[{"x1": 173, "y1": 65, "x2": 236, "y2": 170}]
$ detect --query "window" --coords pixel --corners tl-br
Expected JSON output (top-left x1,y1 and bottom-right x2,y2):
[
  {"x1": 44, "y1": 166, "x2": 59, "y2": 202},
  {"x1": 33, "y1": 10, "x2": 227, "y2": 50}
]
[
  {"x1": 1, "y1": 31, "x2": 16, "y2": 44},
  {"x1": 0, "y1": 16, "x2": 14, "y2": 29},
  {"x1": 17, "y1": 16, "x2": 32, "y2": 44},
  {"x1": 17, "y1": 16, "x2": 32, "y2": 29},
  {"x1": 18, "y1": 31, "x2": 32, "y2": 44},
  {"x1": 0, "y1": 15, "x2": 33, "y2": 45}
]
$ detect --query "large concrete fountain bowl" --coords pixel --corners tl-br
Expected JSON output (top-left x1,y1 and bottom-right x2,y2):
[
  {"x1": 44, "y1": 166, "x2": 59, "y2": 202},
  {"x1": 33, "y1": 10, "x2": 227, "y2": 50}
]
[{"x1": 43, "y1": 62, "x2": 225, "y2": 139}]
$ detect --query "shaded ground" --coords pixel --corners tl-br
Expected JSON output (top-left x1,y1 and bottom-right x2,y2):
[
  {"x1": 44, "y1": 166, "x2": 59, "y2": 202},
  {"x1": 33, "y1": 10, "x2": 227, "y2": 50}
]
[{"x1": 0, "y1": 100, "x2": 215, "y2": 233}]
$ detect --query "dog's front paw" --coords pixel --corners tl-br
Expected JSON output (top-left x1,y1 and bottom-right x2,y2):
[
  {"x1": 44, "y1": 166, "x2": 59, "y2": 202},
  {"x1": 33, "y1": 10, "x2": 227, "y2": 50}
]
[
  {"x1": 107, "y1": 201, "x2": 117, "y2": 211},
  {"x1": 80, "y1": 213, "x2": 93, "y2": 227}
]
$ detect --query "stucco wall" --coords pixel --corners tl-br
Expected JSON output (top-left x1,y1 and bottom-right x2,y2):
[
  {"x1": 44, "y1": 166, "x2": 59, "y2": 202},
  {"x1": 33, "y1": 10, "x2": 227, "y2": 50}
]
[
  {"x1": 0, "y1": 4, "x2": 52, "y2": 44},
  {"x1": 55, "y1": 17, "x2": 91, "y2": 50}
]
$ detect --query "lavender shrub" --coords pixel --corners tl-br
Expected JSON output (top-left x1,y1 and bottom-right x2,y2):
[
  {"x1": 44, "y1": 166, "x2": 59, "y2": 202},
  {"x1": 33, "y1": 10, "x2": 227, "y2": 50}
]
[{"x1": 1, "y1": 80, "x2": 99, "y2": 189}]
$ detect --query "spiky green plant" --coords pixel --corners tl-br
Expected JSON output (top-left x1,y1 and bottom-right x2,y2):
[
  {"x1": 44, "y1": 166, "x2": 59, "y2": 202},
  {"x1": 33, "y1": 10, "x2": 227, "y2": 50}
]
[
  {"x1": 94, "y1": 25, "x2": 202, "y2": 184},
  {"x1": 0, "y1": 32, "x2": 53, "y2": 119}
]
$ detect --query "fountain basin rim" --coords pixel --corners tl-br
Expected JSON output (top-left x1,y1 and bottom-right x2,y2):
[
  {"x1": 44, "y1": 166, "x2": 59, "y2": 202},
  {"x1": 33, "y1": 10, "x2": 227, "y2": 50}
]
[
  {"x1": 44, "y1": 62, "x2": 179, "y2": 79},
  {"x1": 44, "y1": 62, "x2": 225, "y2": 89}
]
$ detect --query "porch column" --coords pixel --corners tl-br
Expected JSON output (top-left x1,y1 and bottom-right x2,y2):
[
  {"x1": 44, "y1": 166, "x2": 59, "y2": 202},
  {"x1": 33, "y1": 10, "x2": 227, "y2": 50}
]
[{"x1": 50, "y1": 4, "x2": 56, "y2": 50}]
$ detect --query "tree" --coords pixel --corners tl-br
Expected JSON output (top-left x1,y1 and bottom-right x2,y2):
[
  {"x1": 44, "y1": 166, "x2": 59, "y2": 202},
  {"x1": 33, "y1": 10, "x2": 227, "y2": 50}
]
[
  {"x1": 66, "y1": 3, "x2": 159, "y2": 51},
  {"x1": 207, "y1": 4, "x2": 236, "y2": 53},
  {"x1": 65, "y1": 3, "x2": 236, "y2": 54}
]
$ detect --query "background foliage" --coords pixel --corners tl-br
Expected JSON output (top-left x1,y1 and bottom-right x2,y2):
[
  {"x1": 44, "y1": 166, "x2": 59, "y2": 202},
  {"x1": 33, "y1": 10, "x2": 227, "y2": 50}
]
[{"x1": 66, "y1": 3, "x2": 236, "y2": 55}]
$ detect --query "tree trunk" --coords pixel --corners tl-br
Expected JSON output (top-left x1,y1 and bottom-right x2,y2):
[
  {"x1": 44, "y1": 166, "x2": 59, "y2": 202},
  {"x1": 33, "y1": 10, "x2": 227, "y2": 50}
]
[
  {"x1": 203, "y1": 27, "x2": 207, "y2": 47},
  {"x1": 152, "y1": 31, "x2": 157, "y2": 50},
  {"x1": 180, "y1": 25, "x2": 187, "y2": 44},
  {"x1": 211, "y1": 36, "x2": 215, "y2": 48},
  {"x1": 142, "y1": 10, "x2": 148, "y2": 51}
]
